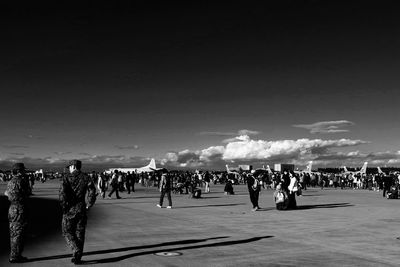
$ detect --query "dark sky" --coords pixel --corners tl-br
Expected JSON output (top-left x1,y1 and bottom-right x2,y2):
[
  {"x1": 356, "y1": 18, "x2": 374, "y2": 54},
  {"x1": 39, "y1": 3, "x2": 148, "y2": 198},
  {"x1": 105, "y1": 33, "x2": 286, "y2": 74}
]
[{"x1": 1, "y1": 1, "x2": 399, "y2": 170}]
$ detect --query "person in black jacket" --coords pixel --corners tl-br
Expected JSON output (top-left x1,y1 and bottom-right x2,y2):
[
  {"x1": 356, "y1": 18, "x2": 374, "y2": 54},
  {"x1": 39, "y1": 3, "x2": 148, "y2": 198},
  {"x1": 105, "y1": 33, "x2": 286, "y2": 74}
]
[
  {"x1": 382, "y1": 174, "x2": 394, "y2": 198},
  {"x1": 246, "y1": 173, "x2": 261, "y2": 211},
  {"x1": 281, "y1": 170, "x2": 290, "y2": 191}
]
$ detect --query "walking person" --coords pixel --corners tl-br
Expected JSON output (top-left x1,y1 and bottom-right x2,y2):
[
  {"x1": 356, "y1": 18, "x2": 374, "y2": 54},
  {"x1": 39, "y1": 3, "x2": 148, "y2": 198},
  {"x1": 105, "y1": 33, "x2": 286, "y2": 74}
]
[
  {"x1": 5, "y1": 163, "x2": 31, "y2": 263},
  {"x1": 204, "y1": 171, "x2": 211, "y2": 193},
  {"x1": 247, "y1": 172, "x2": 261, "y2": 211},
  {"x1": 59, "y1": 160, "x2": 97, "y2": 264},
  {"x1": 157, "y1": 171, "x2": 172, "y2": 208},
  {"x1": 108, "y1": 170, "x2": 121, "y2": 199},
  {"x1": 126, "y1": 171, "x2": 135, "y2": 194},
  {"x1": 97, "y1": 172, "x2": 108, "y2": 199}
]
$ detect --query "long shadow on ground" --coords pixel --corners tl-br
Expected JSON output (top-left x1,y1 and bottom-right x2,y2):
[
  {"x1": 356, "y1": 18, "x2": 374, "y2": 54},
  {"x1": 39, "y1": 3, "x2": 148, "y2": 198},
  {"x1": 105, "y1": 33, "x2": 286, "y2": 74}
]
[
  {"x1": 294, "y1": 203, "x2": 354, "y2": 210},
  {"x1": 0, "y1": 196, "x2": 63, "y2": 256},
  {"x1": 27, "y1": 236, "x2": 228, "y2": 262},
  {"x1": 173, "y1": 203, "x2": 246, "y2": 209},
  {"x1": 27, "y1": 235, "x2": 273, "y2": 264}
]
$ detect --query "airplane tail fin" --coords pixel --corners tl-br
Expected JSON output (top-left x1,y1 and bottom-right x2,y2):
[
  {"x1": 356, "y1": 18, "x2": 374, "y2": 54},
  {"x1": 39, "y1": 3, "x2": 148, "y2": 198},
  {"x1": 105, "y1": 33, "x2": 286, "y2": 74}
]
[
  {"x1": 226, "y1": 164, "x2": 230, "y2": 172},
  {"x1": 360, "y1": 162, "x2": 368, "y2": 173},
  {"x1": 147, "y1": 158, "x2": 156, "y2": 170},
  {"x1": 306, "y1": 161, "x2": 313, "y2": 172},
  {"x1": 343, "y1": 166, "x2": 348, "y2": 172},
  {"x1": 377, "y1": 167, "x2": 383, "y2": 174},
  {"x1": 266, "y1": 165, "x2": 272, "y2": 174}
]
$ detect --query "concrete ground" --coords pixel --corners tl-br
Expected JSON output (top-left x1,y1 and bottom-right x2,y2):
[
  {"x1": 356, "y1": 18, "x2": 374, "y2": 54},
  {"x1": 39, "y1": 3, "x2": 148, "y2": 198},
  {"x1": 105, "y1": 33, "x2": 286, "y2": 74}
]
[{"x1": 1, "y1": 180, "x2": 400, "y2": 267}]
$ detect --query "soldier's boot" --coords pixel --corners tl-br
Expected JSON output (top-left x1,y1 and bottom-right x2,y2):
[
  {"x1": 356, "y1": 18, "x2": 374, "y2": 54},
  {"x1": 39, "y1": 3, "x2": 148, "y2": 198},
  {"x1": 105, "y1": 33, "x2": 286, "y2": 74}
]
[
  {"x1": 9, "y1": 227, "x2": 27, "y2": 263},
  {"x1": 71, "y1": 251, "x2": 82, "y2": 264},
  {"x1": 9, "y1": 256, "x2": 28, "y2": 263}
]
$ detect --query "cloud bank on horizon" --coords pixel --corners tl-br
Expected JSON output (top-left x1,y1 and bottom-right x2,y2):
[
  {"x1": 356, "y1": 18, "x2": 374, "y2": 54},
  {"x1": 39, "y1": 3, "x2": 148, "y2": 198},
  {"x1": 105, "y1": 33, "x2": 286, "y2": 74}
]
[
  {"x1": 1, "y1": 127, "x2": 400, "y2": 170},
  {"x1": 161, "y1": 129, "x2": 400, "y2": 169}
]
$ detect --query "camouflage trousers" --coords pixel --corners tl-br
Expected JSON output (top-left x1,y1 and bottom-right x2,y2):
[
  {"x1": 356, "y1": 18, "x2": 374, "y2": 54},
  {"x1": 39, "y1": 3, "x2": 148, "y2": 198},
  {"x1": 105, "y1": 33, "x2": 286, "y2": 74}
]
[
  {"x1": 62, "y1": 211, "x2": 87, "y2": 259},
  {"x1": 8, "y1": 205, "x2": 27, "y2": 260}
]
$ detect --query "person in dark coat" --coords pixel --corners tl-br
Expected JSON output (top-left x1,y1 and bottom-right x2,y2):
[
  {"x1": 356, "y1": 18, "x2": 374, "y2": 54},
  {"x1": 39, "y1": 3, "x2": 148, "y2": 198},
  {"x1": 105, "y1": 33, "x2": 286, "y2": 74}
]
[
  {"x1": 5, "y1": 163, "x2": 31, "y2": 263},
  {"x1": 59, "y1": 160, "x2": 97, "y2": 264},
  {"x1": 281, "y1": 170, "x2": 290, "y2": 191},
  {"x1": 247, "y1": 173, "x2": 261, "y2": 211},
  {"x1": 107, "y1": 170, "x2": 121, "y2": 199},
  {"x1": 126, "y1": 171, "x2": 135, "y2": 194}
]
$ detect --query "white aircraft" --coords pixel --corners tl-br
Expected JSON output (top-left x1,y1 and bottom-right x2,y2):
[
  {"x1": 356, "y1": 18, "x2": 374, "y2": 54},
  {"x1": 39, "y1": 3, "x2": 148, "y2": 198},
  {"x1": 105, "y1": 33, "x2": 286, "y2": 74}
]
[
  {"x1": 295, "y1": 161, "x2": 313, "y2": 175},
  {"x1": 378, "y1": 167, "x2": 398, "y2": 176},
  {"x1": 343, "y1": 162, "x2": 368, "y2": 176},
  {"x1": 254, "y1": 165, "x2": 273, "y2": 174},
  {"x1": 225, "y1": 164, "x2": 241, "y2": 178},
  {"x1": 105, "y1": 158, "x2": 161, "y2": 174}
]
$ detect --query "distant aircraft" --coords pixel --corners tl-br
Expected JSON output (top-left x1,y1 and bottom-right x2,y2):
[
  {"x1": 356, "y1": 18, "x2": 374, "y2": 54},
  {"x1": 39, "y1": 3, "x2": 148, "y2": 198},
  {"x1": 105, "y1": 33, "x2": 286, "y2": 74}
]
[
  {"x1": 377, "y1": 167, "x2": 385, "y2": 175},
  {"x1": 105, "y1": 158, "x2": 161, "y2": 174},
  {"x1": 225, "y1": 164, "x2": 241, "y2": 178},
  {"x1": 343, "y1": 162, "x2": 368, "y2": 176},
  {"x1": 254, "y1": 165, "x2": 273, "y2": 175},
  {"x1": 377, "y1": 166, "x2": 393, "y2": 176},
  {"x1": 295, "y1": 161, "x2": 313, "y2": 175}
]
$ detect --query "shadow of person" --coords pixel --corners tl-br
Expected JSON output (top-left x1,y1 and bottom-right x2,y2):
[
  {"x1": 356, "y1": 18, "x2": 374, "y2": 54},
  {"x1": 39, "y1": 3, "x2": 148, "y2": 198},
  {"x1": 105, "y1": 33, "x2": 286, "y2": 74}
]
[
  {"x1": 26, "y1": 236, "x2": 229, "y2": 262},
  {"x1": 294, "y1": 203, "x2": 354, "y2": 210},
  {"x1": 81, "y1": 235, "x2": 274, "y2": 264},
  {"x1": 174, "y1": 203, "x2": 246, "y2": 209},
  {"x1": 0, "y1": 196, "x2": 63, "y2": 256}
]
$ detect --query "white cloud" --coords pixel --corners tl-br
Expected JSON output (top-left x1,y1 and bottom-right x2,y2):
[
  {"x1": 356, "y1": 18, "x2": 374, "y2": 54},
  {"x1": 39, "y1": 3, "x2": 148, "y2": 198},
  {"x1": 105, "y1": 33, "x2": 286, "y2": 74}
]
[
  {"x1": 238, "y1": 129, "x2": 260, "y2": 136},
  {"x1": 115, "y1": 145, "x2": 140, "y2": 150},
  {"x1": 222, "y1": 136, "x2": 368, "y2": 161},
  {"x1": 200, "y1": 129, "x2": 260, "y2": 140},
  {"x1": 199, "y1": 146, "x2": 225, "y2": 162},
  {"x1": 161, "y1": 134, "x2": 375, "y2": 168},
  {"x1": 293, "y1": 120, "x2": 354, "y2": 134}
]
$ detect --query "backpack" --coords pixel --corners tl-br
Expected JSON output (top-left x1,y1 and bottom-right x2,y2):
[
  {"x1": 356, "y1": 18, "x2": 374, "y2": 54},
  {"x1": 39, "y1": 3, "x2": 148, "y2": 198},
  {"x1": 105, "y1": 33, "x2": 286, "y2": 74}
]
[{"x1": 275, "y1": 191, "x2": 285, "y2": 204}]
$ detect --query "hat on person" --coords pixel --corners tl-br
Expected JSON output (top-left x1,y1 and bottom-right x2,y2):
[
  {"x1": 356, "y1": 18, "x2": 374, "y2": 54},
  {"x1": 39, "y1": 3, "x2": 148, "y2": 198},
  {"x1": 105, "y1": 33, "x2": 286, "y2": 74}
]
[
  {"x1": 12, "y1": 163, "x2": 26, "y2": 171},
  {"x1": 66, "y1": 159, "x2": 82, "y2": 169}
]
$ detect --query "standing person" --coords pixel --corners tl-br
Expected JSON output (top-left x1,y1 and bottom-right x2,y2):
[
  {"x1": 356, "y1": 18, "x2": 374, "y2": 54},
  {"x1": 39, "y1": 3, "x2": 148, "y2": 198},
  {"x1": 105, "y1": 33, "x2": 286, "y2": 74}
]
[
  {"x1": 107, "y1": 170, "x2": 121, "y2": 199},
  {"x1": 5, "y1": 163, "x2": 31, "y2": 263},
  {"x1": 59, "y1": 160, "x2": 97, "y2": 264},
  {"x1": 126, "y1": 172, "x2": 134, "y2": 194},
  {"x1": 246, "y1": 172, "x2": 261, "y2": 211},
  {"x1": 287, "y1": 171, "x2": 298, "y2": 209},
  {"x1": 382, "y1": 174, "x2": 393, "y2": 198},
  {"x1": 97, "y1": 173, "x2": 108, "y2": 199},
  {"x1": 204, "y1": 171, "x2": 211, "y2": 193},
  {"x1": 118, "y1": 172, "x2": 124, "y2": 192},
  {"x1": 157, "y1": 172, "x2": 172, "y2": 208}
]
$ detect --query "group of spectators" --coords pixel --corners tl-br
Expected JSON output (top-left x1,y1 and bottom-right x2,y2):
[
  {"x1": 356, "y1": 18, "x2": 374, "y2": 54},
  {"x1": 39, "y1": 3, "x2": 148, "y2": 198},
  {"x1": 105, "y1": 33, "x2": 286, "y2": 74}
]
[{"x1": 90, "y1": 170, "x2": 218, "y2": 199}]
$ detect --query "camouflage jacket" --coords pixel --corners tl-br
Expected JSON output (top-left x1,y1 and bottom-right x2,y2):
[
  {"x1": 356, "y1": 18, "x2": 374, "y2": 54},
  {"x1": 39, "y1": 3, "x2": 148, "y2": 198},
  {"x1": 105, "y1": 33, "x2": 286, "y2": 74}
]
[
  {"x1": 5, "y1": 174, "x2": 31, "y2": 206},
  {"x1": 59, "y1": 170, "x2": 96, "y2": 214}
]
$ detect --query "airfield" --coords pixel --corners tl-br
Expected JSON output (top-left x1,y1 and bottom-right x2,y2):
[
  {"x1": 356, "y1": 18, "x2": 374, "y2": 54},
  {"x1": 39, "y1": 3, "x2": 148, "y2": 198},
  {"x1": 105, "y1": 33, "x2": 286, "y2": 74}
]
[{"x1": 1, "y1": 180, "x2": 400, "y2": 267}]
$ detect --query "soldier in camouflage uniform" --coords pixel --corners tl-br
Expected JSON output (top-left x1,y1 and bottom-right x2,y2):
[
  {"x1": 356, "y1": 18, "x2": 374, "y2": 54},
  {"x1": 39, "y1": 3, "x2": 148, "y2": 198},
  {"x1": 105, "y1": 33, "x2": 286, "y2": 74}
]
[
  {"x1": 5, "y1": 163, "x2": 31, "y2": 263},
  {"x1": 59, "y1": 160, "x2": 96, "y2": 264}
]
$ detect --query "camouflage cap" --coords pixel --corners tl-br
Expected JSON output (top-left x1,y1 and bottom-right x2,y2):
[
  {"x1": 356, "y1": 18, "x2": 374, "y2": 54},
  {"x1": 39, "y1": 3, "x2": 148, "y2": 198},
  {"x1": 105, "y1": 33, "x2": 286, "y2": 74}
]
[
  {"x1": 12, "y1": 162, "x2": 26, "y2": 171},
  {"x1": 66, "y1": 159, "x2": 82, "y2": 169}
]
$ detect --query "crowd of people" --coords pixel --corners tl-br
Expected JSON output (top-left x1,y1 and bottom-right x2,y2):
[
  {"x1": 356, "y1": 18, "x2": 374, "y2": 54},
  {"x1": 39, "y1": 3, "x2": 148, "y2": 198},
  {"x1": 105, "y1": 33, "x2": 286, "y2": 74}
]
[{"x1": 3, "y1": 160, "x2": 400, "y2": 264}]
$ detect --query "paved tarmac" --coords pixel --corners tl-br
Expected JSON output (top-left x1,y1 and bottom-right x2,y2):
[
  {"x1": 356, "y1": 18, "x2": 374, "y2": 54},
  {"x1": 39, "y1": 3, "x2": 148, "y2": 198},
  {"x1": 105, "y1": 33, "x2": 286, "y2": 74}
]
[{"x1": 1, "y1": 180, "x2": 400, "y2": 266}]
